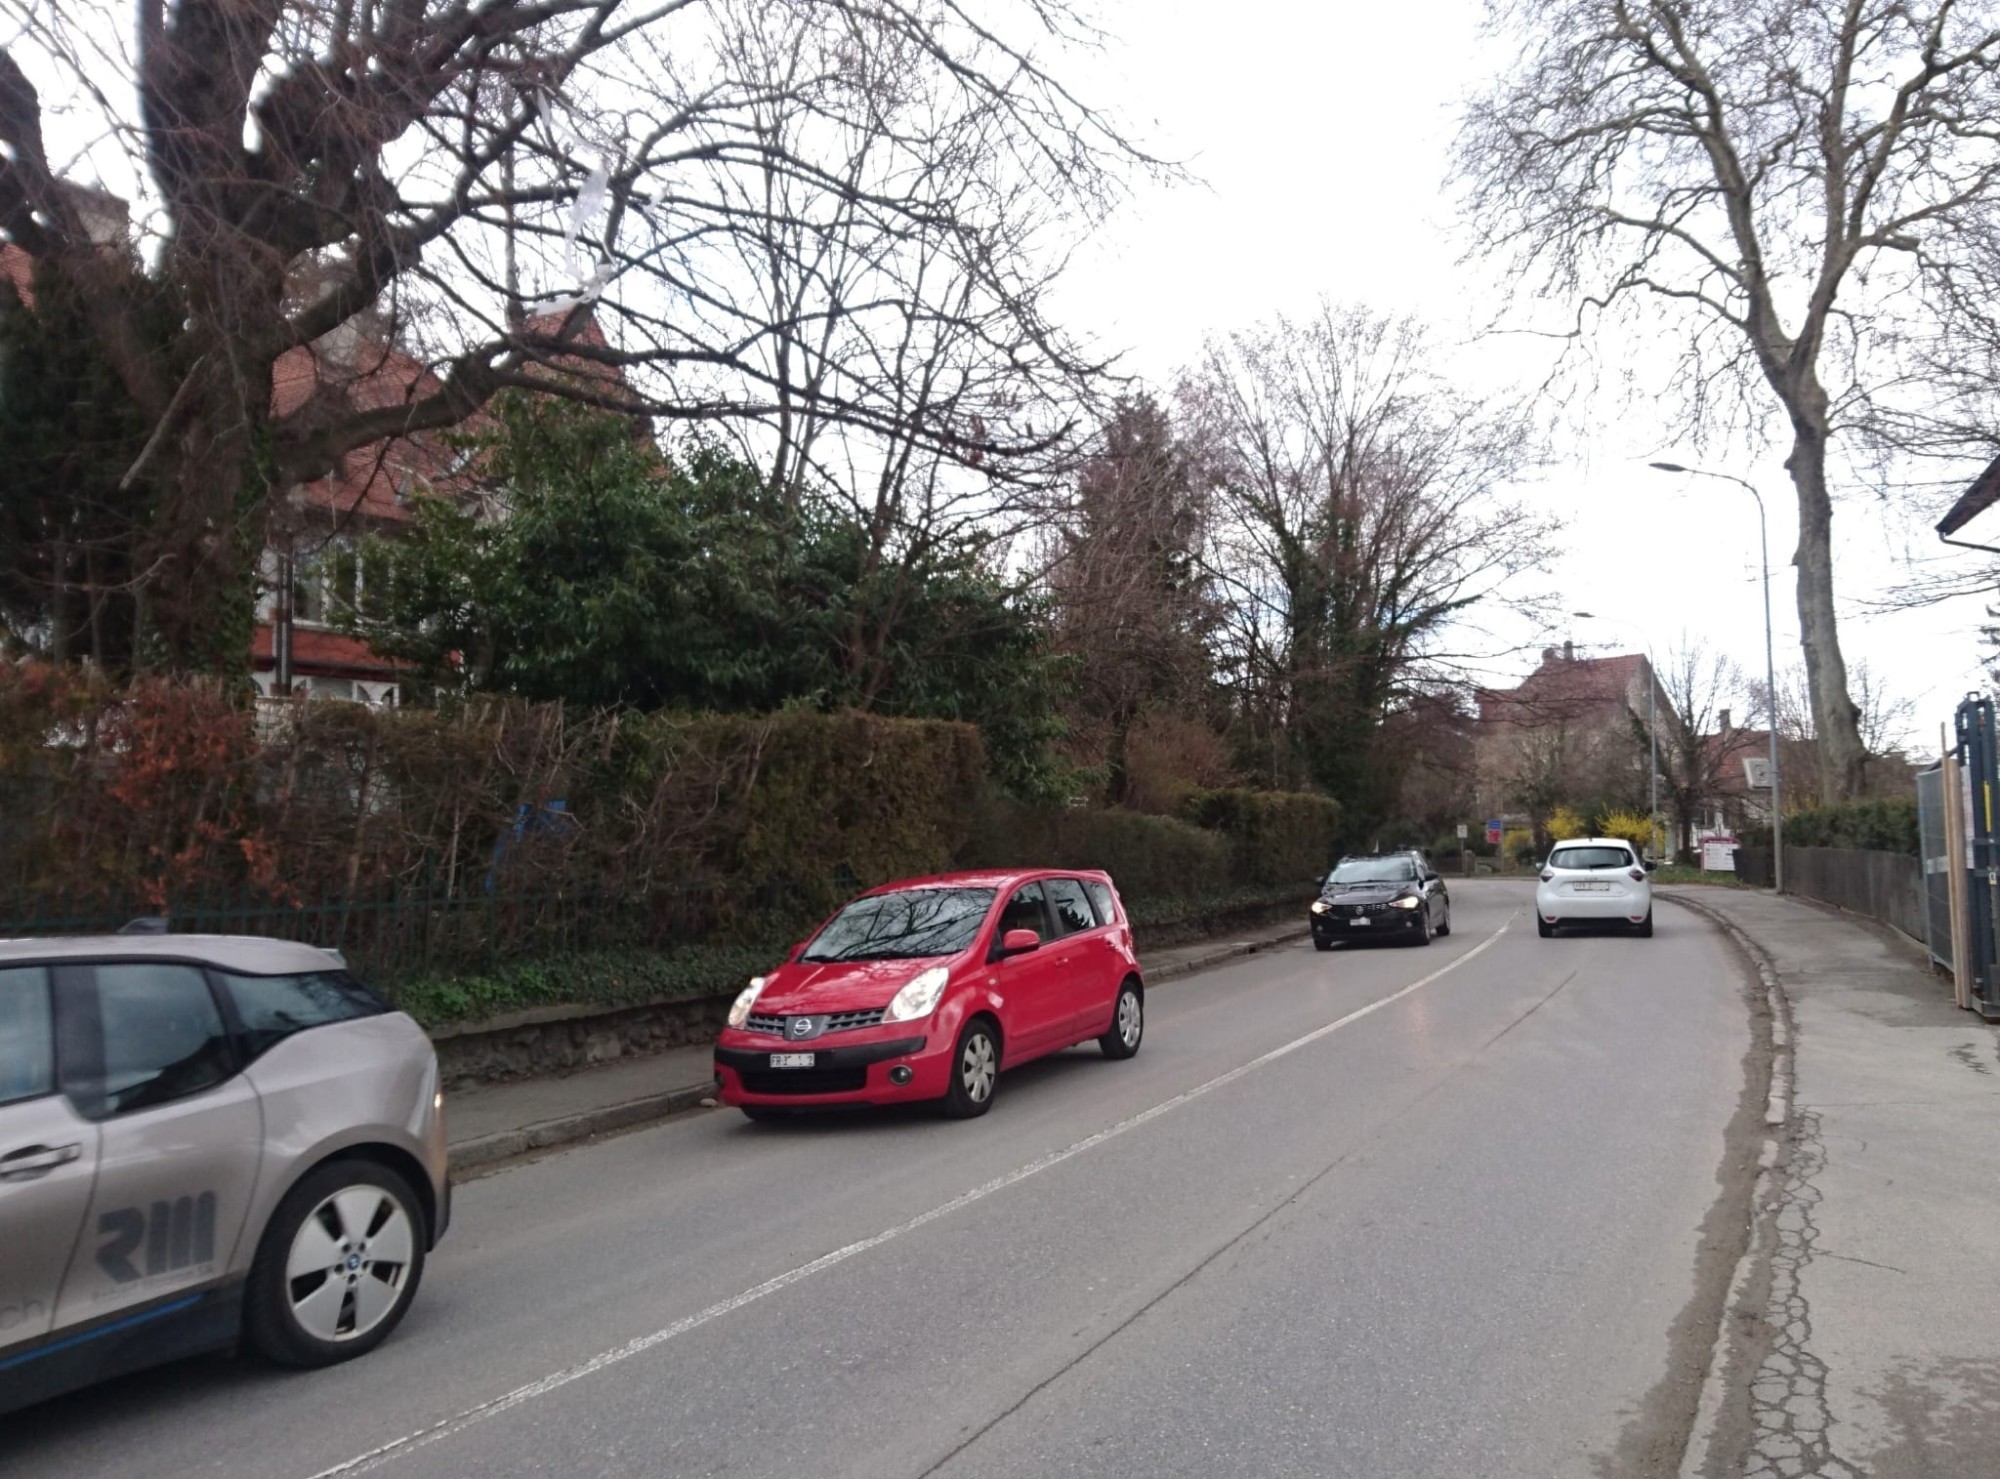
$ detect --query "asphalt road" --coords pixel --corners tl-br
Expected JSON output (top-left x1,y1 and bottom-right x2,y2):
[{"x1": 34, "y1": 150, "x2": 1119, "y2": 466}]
[{"x1": 5, "y1": 882, "x2": 1763, "y2": 1478}]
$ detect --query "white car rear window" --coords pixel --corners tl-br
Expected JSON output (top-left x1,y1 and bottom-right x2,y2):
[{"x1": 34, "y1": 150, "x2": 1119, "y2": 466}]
[{"x1": 1549, "y1": 846, "x2": 1633, "y2": 871}]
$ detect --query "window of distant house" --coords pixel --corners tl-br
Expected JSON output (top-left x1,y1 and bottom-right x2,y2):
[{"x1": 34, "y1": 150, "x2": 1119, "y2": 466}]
[
  {"x1": 329, "y1": 546, "x2": 360, "y2": 618},
  {"x1": 292, "y1": 558, "x2": 326, "y2": 624},
  {"x1": 359, "y1": 546, "x2": 390, "y2": 621}
]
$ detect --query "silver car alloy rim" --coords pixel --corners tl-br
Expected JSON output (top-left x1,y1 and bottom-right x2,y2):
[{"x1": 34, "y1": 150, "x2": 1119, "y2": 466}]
[
  {"x1": 1118, "y1": 991, "x2": 1142, "y2": 1048},
  {"x1": 961, "y1": 1033, "x2": 997, "y2": 1103},
  {"x1": 286, "y1": 1185, "x2": 416, "y2": 1343}
]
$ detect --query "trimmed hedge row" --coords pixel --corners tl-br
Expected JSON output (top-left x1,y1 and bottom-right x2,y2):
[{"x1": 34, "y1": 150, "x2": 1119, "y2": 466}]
[
  {"x1": 1179, "y1": 787, "x2": 1345, "y2": 888},
  {"x1": 957, "y1": 798, "x2": 1233, "y2": 902},
  {"x1": 1743, "y1": 797, "x2": 1919, "y2": 856},
  {"x1": 0, "y1": 666, "x2": 1341, "y2": 1006},
  {"x1": 960, "y1": 789, "x2": 1341, "y2": 903}
]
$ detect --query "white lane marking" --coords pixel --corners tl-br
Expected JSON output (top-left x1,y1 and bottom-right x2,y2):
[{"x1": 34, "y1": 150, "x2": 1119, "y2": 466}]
[{"x1": 307, "y1": 918, "x2": 1515, "y2": 1478}]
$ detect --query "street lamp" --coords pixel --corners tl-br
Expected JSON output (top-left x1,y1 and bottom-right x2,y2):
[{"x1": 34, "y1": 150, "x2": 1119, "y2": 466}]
[
  {"x1": 1648, "y1": 462, "x2": 1785, "y2": 894},
  {"x1": 1572, "y1": 611, "x2": 1660, "y2": 860}
]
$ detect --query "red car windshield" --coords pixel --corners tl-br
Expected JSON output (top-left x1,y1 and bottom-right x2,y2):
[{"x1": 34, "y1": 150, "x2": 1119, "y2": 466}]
[{"x1": 800, "y1": 887, "x2": 998, "y2": 962}]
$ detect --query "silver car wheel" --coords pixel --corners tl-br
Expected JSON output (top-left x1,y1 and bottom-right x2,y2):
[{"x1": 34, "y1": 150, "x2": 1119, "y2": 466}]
[
  {"x1": 961, "y1": 1034, "x2": 997, "y2": 1103},
  {"x1": 285, "y1": 1185, "x2": 417, "y2": 1343},
  {"x1": 1117, "y1": 990, "x2": 1142, "y2": 1049}
]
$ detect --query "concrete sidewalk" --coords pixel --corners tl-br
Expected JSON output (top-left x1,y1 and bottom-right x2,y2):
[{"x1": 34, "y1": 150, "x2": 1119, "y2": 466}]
[
  {"x1": 1664, "y1": 887, "x2": 2000, "y2": 1479},
  {"x1": 445, "y1": 916, "x2": 1308, "y2": 1171}
]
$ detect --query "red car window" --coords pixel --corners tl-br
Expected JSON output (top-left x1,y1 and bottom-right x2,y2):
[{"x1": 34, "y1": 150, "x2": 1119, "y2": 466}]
[
  {"x1": 1044, "y1": 878, "x2": 1097, "y2": 937},
  {"x1": 998, "y1": 882, "x2": 1051, "y2": 939}
]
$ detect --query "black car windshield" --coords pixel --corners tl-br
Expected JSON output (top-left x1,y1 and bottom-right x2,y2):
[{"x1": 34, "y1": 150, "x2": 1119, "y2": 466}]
[
  {"x1": 801, "y1": 887, "x2": 997, "y2": 962},
  {"x1": 1549, "y1": 846, "x2": 1633, "y2": 871},
  {"x1": 1327, "y1": 859, "x2": 1418, "y2": 885}
]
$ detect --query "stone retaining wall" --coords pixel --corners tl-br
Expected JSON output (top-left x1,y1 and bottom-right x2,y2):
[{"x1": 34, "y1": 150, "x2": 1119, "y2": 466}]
[{"x1": 430, "y1": 991, "x2": 734, "y2": 1089}]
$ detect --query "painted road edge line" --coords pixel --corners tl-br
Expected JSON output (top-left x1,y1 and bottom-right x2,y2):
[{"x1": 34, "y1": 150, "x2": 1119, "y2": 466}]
[{"x1": 306, "y1": 917, "x2": 1515, "y2": 1479}]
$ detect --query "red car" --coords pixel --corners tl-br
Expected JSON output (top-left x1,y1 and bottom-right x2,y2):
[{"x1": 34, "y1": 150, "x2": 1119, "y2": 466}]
[{"x1": 713, "y1": 870, "x2": 1145, "y2": 1120}]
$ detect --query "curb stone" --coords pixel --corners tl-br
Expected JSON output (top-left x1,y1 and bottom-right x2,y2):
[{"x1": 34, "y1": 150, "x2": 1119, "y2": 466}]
[
  {"x1": 451, "y1": 1082, "x2": 717, "y2": 1173},
  {"x1": 447, "y1": 927, "x2": 1312, "y2": 1172},
  {"x1": 1659, "y1": 889, "x2": 1802, "y2": 1479},
  {"x1": 1141, "y1": 927, "x2": 1310, "y2": 984}
]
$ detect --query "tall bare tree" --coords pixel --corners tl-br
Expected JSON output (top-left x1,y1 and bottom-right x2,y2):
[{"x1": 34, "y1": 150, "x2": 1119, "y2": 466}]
[
  {"x1": 1044, "y1": 395, "x2": 1216, "y2": 803},
  {"x1": 1643, "y1": 640, "x2": 1757, "y2": 857},
  {"x1": 1455, "y1": 0, "x2": 2000, "y2": 801},
  {"x1": 1182, "y1": 302, "x2": 1552, "y2": 829},
  {"x1": 0, "y1": 0, "x2": 1143, "y2": 670}
]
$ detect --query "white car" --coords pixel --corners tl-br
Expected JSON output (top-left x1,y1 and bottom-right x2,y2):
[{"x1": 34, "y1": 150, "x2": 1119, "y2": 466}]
[{"x1": 1535, "y1": 838, "x2": 1656, "y2": 937}]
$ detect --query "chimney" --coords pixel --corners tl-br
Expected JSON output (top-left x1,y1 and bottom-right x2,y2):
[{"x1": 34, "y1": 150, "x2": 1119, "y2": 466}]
[
  {"x1": 1562, "y1": 640, "x2": 1574, "y2": 662},
  {"x1": 1541, "y1": 646, "x2": 1558, "y2": 664},
  {"x1": 1719, "y1": 708, "x2": 1731, "y2": 732}
]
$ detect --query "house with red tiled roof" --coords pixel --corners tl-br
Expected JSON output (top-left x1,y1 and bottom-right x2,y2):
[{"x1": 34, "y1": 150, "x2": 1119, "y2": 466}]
[
  {"x1": 9, "y1": 185, "x2": 639, "y2": 703},
  {"x1": 253, "y1": 327, "x2": 478, "y2": 704},
  {"x1": 1471, "y1": 643, "x2": 1669, "y2": 827},
  {"x1": 256, "y1": 290, "x2": 642, "y2": 703},
  {"x1": 0, "y1": 243, "x2": 31, "y2": 305}
]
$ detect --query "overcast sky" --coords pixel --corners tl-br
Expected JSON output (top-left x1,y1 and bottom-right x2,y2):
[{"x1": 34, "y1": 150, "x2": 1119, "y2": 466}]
[{"x1": 1052, "y1": 0, "x2": 1991, "y2": 757}]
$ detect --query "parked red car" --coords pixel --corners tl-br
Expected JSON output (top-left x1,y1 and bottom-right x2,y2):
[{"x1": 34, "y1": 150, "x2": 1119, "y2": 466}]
[{"x1": 713, "y1": 870, "x2": 1145, "y2": 1120}]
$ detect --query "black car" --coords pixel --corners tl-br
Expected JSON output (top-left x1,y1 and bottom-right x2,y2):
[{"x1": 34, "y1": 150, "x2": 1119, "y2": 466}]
[{"x1": 1310, "y1": 855, "x2": 1451, "y2": 949}]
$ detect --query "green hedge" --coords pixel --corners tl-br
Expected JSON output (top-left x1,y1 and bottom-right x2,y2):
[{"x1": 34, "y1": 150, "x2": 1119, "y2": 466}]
[
  {"x1": 1743, "y1": 797, "x2": 1919, "y2": 856},
  {"x1": 958, "y1": 787, "x2": 1341, "y2": 903},
  {"x1": 710, "y1": 709, "x2": 986, "y2": 912},
  {"x1": 956, "y1": 798, "x2": 1233, "y2": 902},
  {"x1": 1180, "y1": 788, "x2": 1344, "y2": 888},
  {"x1": 397, "y1": 939, "x2": 785, "y2": 1026}
]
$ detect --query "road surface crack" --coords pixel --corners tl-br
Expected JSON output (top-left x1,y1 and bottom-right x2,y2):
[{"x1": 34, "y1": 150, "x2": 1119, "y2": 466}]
[{"x1": 1744, "y1": 1111, "x2": 1860, "y2": 1479}]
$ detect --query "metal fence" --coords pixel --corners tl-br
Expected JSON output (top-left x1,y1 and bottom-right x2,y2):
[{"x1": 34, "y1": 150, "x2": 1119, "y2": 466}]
[
  {"x1": 0, "y1": 872, "x2": 832, "y2": 987},
  {"x1": 1777, "y1": 846, "x2": 1927, "y2": 943},
  {"x1": 1917, "y1": 764, "x2": 1954, "y2": 973}
]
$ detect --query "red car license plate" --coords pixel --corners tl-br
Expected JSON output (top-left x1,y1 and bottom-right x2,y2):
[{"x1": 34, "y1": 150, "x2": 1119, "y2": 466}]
[{"x1": 769, "y1": 1052, "x2": 816, "y2": 1069}]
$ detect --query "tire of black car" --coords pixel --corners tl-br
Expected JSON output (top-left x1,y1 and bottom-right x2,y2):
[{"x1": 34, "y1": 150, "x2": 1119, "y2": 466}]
[
  {"x1": 1411, "y1": 907, "x2": 1432, "y2": 946},
  {"x1": 1436, "y1": 902, "x2": 1451, "y2": 937},
  {"x1": 245, "y1": 1159, "x2": 427, "y2": 1369},
  {"x1": 1313, "y1": 935, "x2": 1335, "y2": 952}
]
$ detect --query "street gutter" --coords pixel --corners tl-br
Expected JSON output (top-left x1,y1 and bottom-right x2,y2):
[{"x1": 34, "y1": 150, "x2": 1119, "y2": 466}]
[{"x1": 1651, "y1": 888, "x2": 1798, "y2": 1479}]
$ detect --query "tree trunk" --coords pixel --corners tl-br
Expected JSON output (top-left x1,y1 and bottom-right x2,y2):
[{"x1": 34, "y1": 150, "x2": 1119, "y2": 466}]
[
  {"x1": 141, "y1": 349, "x2": 271, "y2": 676},
  {"x1": 1783, "y1": 423, "x2": 1866, "y2": 800}
]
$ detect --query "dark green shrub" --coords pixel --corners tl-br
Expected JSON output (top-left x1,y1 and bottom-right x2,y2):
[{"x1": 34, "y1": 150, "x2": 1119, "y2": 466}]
[
  {"x1": 1179, "y1": 788, "x2": 1344, "y2": 888},
  {"x1": 956, "y1": 797, "x2": 1233, "y2": 903},
  {"x1": 1745, "y1": 797, "x2": 1918, "y2": 856}
]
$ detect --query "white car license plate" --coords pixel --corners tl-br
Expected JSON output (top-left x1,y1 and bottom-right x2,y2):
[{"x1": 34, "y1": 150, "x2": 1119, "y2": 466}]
[
  {"x1": 1574, "y1": 882, "x2": 1611, "y2": 892},
  {"x1": 1350, "y1": 916, "x2": 1371, "y2": 926},
  {"x1": 769, "y1": 1052, "x2": 816, "y2": 1068}
]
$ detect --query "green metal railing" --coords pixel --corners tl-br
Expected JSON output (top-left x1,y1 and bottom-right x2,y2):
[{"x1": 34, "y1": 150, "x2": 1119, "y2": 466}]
[{"x1": 0, "y1": 870, "x2": 837, "y2": 987}]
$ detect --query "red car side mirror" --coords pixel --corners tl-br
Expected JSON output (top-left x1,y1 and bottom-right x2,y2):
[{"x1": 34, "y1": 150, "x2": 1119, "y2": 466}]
[{"x1": 999, "y1": 928, "x2": 1042, "y2": 957}]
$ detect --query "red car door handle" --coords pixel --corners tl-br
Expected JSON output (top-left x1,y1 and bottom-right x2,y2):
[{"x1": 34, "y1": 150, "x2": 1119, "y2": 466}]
[{"x1": 0, "y1": 1142, "x2": 81, "y2": 1181}]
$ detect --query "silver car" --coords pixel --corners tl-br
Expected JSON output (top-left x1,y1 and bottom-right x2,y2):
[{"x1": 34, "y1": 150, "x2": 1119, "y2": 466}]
[{"x1": 0, "y1": 931, "x2": 448, "y2": 1413}]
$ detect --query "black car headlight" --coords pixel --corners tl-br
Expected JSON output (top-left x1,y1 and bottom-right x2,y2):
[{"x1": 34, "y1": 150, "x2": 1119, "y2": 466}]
[
  {"x1": 1310, "y1": 899, "x2": 1331, "y2": 915},
  {"x1": 1389, "y1": 894, "x2": 1423, "y2": 910}
]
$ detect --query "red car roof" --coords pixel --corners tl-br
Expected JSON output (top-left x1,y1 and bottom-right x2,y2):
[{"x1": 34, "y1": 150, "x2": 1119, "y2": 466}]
[{"x1": 860, "y1": 868, "x2": 1112, "y2": 895}]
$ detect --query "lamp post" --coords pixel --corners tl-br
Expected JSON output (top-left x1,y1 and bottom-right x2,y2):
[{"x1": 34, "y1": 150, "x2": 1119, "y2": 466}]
[
  {"x1": 1648, "y1": 462, "x2": 1785, "y2": 894},
  {"x1": 1572, "y1": 611, "x2": 1660, "y2": 860}
]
